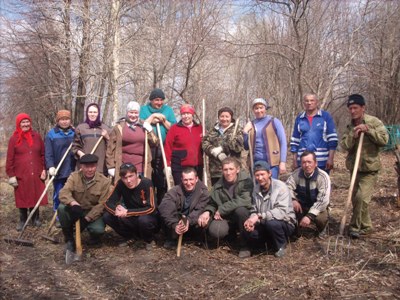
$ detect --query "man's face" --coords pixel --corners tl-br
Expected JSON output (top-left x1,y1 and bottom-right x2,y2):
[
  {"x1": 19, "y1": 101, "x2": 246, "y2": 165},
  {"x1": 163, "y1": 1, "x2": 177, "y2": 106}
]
[
  {"x1": 150, "y1": 98, "x2": 164, "y2": 110},
  {"x1": 58, "y1": 117, "x2": 71, "y2": 129},
  {"x1": 126, "y1": 110, "x2": 139, "y2": 123},
  {"x1": 121, "y1": 171, "x2": 139, "y2": 189},
  {"x1": 222, "y1": 162, "x2": 240, "y2": 183},
  {"x1": 254, "y1": 170, "x2": 272, "y2": 188},
  {"x1": 81, "y1": 163, "x2": 97, "y2": 179},
  {"x1": 348, "y1": 104, "x2": 365, "y2": 121},
  {"x1": 303, "y1": 96, "x2": 318, "y2": 113},
  {"x1": 301, "y1": 154, "x2": 317, "y2": 175},
  {"x1": 181, "y1": 171, "x2": 198, "y2": 192}
]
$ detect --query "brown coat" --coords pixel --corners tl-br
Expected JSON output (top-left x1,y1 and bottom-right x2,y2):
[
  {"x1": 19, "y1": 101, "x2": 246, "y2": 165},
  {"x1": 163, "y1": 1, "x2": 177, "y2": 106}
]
[{"x1": 106, "y1": 119, "x2": 158, "y2": 182}]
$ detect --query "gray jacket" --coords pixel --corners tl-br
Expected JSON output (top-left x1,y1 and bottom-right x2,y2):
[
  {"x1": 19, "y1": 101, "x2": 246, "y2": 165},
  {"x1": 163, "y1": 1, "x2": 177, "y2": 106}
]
[{"x1": 250, "y1": 179, "x2": 296, "y2": 226}]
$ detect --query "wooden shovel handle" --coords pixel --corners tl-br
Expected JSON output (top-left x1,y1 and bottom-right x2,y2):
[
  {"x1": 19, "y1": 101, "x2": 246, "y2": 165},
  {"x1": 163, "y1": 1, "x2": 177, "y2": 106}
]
[
  {"x1": 176, "y1": 216, "x2": 188, "y2": 258},
  {"x1": 75, "y1": 220, "x2": 82, "y2": 256}
]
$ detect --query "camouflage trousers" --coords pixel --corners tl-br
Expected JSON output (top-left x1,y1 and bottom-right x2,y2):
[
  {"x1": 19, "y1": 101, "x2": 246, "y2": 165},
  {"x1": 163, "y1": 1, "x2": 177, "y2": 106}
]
[{"x1": 349, "y1": 171, "x2": 378, "y2": 233}]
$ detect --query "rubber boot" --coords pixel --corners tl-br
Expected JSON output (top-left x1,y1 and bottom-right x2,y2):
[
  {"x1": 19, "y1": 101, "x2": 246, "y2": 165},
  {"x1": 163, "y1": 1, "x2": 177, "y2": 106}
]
[
  {"x1": 16, "y1": 208, "x2": 28, "y2": 231},
  {"x1": 30, "y1": 208, "x2": 41, "y2": 227},
  {"x1": 62, "y1": 227, "x2": 75, "y2": 252}
]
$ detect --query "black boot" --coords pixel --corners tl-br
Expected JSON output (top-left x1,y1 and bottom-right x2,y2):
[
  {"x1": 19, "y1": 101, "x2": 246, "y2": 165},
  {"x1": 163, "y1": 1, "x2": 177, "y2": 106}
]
[
  {"x1": 62, "y1": 227, "x2": 75, "y2": 252},
  {"x1": 30, "y1": 208, "x2": 41, "y2": 227},
  {"x1": 16, "y1": 208, "x2": 28, "y2": 231}
]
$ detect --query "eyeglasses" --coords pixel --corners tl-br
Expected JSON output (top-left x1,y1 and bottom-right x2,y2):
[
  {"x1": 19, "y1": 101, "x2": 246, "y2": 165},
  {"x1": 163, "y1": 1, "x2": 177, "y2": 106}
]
[{"x1": 120, "y1": 163, "x2": 134, "y2": 169}]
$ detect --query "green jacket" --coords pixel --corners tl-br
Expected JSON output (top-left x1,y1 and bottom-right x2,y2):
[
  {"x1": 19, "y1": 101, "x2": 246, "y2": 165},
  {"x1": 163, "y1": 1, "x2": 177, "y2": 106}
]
[
  {"x1": 340, "y1": 113, "x2": 388, "y2": 172},
  {"x1": 205, "y1": 170, "x2": 253, "y2": 217},
  {"x1": 202, "y1": 122, "x2": 244, "y2": 179},
  {"x1": 59, "y1": 171, "x2": 112, "y2": 221}
]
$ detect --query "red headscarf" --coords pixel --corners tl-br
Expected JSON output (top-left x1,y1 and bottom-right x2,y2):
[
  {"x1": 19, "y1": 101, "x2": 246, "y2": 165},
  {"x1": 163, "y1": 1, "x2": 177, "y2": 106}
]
[{"x1": 14, "y1": 113, "x2": 33, "y2": 147}]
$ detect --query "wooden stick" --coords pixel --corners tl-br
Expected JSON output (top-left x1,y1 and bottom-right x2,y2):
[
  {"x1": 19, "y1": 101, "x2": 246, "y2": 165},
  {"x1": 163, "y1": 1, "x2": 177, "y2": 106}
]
[
  {"x1": 202, "y1": 98, "x2": 208, "y2": 186},
  {"x1": 75, "y1": 220, "x2": 82, "y2": 256},
  {"x1": 339, "y1": 132, "x2": 364, "y2": 236},
  {"x1": 176, "y1": 216, "x2": 187, "y2": 257},
  {"x1": 144, "y1": 130, "x2": 149, "y2": 178},
  {"x1": 156, "y1": 123, "x2": 174, "y2": 190},
  {"x1": 90, "y1": 135, "x2": 104, "y2": 154}
]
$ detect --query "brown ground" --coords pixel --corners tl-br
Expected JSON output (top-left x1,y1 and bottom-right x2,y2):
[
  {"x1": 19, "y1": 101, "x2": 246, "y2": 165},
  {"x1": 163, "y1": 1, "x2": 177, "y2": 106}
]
[{"x1": 0, "y1": 152, "x2": 399, "y2": 300}]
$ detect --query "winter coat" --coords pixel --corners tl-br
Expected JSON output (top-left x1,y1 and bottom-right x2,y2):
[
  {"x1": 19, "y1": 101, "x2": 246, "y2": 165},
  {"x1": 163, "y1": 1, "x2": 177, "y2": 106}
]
[
  {"x1": 59, "y1": 171, "x2": 111, "y2": 221},
  {"x1": 202, "y1": 122, "x2": 244, "y2": 179},
  {"x1": 159, "y1": 180, "x2": 209, "y2": 228},
  {"x1": 106, "y1": 119, "x2": 158, "y2": 182},
  {"x1": 164, "y1": 121, "x2": 203, "y2": 168},
  {"x1": 286, "y1": 167, "x2": 330, "y2": 216},
  {"x1": 205, "y1": 170, "x2": 253, "y2": 217},
  {"x1": 45, "y1": 126, "x2": 76, "y2": 179},
  {"x1": 6, "y1": 131, "x2": 48, "y2": 208},
  {"x1": 340, "y1": 114, "x2": 389, "y2": 172},
  {"x1": 73, "y1": 122, "x2": 111, "y2": 175},
  {"x1": 250, "y1": 179, "x2": 296, "y2": 226},
  {"x1": 290, "y1": 109, "x2": 338, "y2": 169},
  {"x1": 104, "y1": 177, "x2": 156, "y2": 217}
]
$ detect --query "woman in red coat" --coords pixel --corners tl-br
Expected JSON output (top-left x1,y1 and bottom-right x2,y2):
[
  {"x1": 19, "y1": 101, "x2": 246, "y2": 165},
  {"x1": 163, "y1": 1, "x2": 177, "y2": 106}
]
[
  {"x1": 6, "y1": 113, "x2": 48, "y2": 231},
  {"x1": 164, "y1": 104, "x2": 203, "y2": 185}
]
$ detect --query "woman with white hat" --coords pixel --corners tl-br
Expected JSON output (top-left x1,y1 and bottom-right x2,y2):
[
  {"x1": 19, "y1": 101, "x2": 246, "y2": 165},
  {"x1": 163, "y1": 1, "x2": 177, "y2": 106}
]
[{"x1": 243, "y1": 98, "x2": 287, "y2": 179}]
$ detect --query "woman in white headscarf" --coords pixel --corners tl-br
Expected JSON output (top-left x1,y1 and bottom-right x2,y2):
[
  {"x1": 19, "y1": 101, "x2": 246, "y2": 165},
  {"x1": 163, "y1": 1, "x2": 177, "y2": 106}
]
[{"x1": 106, "y1": 101, "x2": 158, "y2": 183}]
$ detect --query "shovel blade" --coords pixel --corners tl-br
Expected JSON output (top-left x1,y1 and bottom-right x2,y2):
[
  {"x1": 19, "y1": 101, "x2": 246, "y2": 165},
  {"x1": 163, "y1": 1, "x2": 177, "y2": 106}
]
[
  {"x1": 4, "y1": 237, "x2": 34, "y2": 247},
  {"x1": 65, "y1": 249, "x2": 81, "y2": 265}
]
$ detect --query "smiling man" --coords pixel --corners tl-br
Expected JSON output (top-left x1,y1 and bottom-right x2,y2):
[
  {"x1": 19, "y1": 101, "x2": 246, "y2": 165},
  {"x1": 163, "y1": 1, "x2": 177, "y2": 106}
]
[
  {"x1": 198, "y1": 157, "x2": 253, "y2": 257},
  {"x1": 286, "y1": 151, "x2": 331, "y2": 239},
  {"x1": 158, "y1": 167, "x2": 209, "y2": 249},
  {"x1": 340, "y1": 94, "x2": 388, "y2": 239},
  {"x1": 59, "y1": 154, "x2": 111, "y2": 251},
  {"x1": 103, "y1": 163, "x2": 158, "y2": 249}
]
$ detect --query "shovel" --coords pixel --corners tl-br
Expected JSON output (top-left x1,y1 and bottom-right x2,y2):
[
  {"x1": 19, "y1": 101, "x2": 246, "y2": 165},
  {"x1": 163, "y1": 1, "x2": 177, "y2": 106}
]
[
  {"x1": 156, "y1": 123, "x2": 174, "y2": 190},
  {"x1": 4, "y1": 143, "x2": 73, "y2": 247},
  {"x1": 40, "y1": 211, "x2": 60, "y2": 243},
  {"x1": 65, "y1": 220, "x2": 83, "y2": 265},
  {"x1": 176, "y1": 215, "x2": 187, "y2": 258}
]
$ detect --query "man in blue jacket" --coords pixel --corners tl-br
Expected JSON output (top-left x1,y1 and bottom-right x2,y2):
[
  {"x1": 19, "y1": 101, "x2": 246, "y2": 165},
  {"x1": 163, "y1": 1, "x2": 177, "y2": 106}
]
[
  {"x1": 45, "y1": 110, "x2": 76, "y2": 226},
  {"x1": 290, "y1": 94, "x2": 338, "y2": 173}
]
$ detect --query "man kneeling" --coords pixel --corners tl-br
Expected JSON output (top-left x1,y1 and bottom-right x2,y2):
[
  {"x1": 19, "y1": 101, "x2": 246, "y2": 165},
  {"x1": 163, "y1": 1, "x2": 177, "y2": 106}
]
[
  {"x1": 243, "y1": 161, "x2": 296, "y2": 258},
  {"x1": 159, "y1": 167, "x2": 209, "y2": 249},
  {"x1": 103, "y1": 163, "x2": 158, "y2": 249}
]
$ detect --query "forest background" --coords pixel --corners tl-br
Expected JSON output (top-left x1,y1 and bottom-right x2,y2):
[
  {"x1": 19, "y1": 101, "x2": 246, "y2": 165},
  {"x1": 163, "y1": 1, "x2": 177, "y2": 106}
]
[{"x1": 0, "y1": 0, "x2": 399, "y2": 141}]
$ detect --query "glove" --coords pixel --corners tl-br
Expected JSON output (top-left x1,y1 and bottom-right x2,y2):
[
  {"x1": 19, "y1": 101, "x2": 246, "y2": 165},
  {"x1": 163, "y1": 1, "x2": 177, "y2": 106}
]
[
  {"x1": 142, "y1": 121, "x2": 153, "y2": 132},
  {"x1": 49, "y1": 167, "x2": 57, "y2": 176},
  {"x1": 69, "y1": 205, "x2": 84, "y2": 223},
  {"x1": 8, "y1": 176, "x2": 18, "y2": 187},
  {"x1": 217, "y1": 153, "x2": 227, "y2": 161},
  {"x1": 108, "y1": 168, "x2": 115, "y2": 177},
  {"x1": 210, "y1": 146, "x2": 223, "y2": 158}
]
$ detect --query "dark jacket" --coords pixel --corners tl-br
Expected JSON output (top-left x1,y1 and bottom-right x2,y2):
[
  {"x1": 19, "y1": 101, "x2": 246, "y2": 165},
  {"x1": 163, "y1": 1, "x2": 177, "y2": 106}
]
[
  {"x1": 205, "y1": 170, "x2": 253, "y2": 217},
  {"x1": 159, "y1": 180, "x2": 209, "y2": 228}
]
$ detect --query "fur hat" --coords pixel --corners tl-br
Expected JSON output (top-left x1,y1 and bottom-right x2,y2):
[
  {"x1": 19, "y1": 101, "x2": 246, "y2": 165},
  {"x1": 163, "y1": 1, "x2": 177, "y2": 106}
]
[{"x1": 56, "y1": 110, "x2": 71, "y2": 122}]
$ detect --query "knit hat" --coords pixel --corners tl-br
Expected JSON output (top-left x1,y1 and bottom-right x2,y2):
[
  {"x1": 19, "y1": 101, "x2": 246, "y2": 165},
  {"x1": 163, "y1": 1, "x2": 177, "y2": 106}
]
[
  {"x1": 254, "y1": 161, "x2": 271, "y2": 172},
  {"x1": 56, "y1": 110, "x2": 71, "y2": 122},
  {"x1": 149, "y1": 88, "x2": 165, "y2": 101},
  {"x1": 252, "y1": 98, "x2": 270, "y2": 109},
  {"x1": 80, "y1": 154, "x2": 98, "y2": 164},
  {"x1": 347, "y1": 94, "x2": 366, "y2": 107},
  {"x1": 180, "y1": 104, "x2": 195, "y2": 115},
  {"x1": 126, "y1": 101, "x2": 141, "y2": 112}
]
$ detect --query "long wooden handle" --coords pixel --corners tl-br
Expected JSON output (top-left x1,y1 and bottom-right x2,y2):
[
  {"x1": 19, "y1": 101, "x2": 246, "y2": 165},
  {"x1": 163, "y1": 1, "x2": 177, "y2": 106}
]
[
  {"x1": 176, "y1": 216, "x2": 187, "y2": 257},
  {"x1": 144, "y1": 130, "x2": 148, "y2": 178},
  {"x1": 75, "y1": 220, "x2": 82, "y2": 256},
  {"x1": 156, "y1": 123, "x2": 174, "y2": 190},
  {"x1": 46, "y1": 211, "x2": 58, "y2": 235},
  {"x1": 90, "y1": 135, "x2": 104, "y2": 154},
  {"x1": 202, "y1": 98, "x2": 208, "y2": 186},
  {"x1": 339, "y1": 132, "x2": 365, "y2": 235}
]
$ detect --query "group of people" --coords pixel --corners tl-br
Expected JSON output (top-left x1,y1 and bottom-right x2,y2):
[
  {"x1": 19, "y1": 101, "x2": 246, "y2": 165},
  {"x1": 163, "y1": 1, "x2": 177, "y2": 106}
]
[{"x1": 6, "y1": 89, "x2": 389, "y2": 257}]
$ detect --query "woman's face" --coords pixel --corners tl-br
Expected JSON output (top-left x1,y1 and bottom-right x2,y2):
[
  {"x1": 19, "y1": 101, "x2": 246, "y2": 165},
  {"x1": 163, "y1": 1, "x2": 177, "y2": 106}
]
[
  {"x1": 20, "y1": 119, "x2": 31, "y2": 132},
  {"x1": 87, "y1": 106, "x2": 99, "y2": 121},
  {"x1": 181, "y1": 112, "x2": 193, "y2": 126},
  {"x1": 126, "y1": 110, "x2": 139, "y2": 123},
  {"x1": 253, "y1": 104, "x2": 266, "y2": 119},
  {"x1": 218, "y1": 112, "x2": 232, "y2": 129}
]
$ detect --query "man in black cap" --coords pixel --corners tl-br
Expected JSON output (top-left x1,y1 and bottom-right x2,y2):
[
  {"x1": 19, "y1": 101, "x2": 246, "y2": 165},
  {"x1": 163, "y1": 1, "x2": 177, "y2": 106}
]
[
  {"x1": 58, "y1": 154, "x2": 111, "y2": 251},
  {"x1": 242, "y1": 160, "x2": 296, "y2": 258},
  {"x1": 340, "y1": 94, "x2": 388, "y2": 238},
  {"x1": 140, "y1": 88, "x2": 177, "y2": 204}
]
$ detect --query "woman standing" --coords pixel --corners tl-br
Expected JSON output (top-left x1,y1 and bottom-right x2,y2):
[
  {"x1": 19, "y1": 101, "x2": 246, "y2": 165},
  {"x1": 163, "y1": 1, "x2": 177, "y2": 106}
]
[
  {"x1": 73, "y1": 103, "x2": 111, "y2": 175},
  {"x1": 202, "y1": 107, "x2": 244, "y2": 185},
  {"x1": 243, "y1": 98, "x2": 287, "y2": 179},
  {"x1": 6, "y1": 113, "x2": 48, "y2": 230},
  {"x1": 106, "y1": 101, "x2": 158, "y2": 183},
  {"x1": 164, "y1": 104, "x2": 203, "y2": 185}
]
